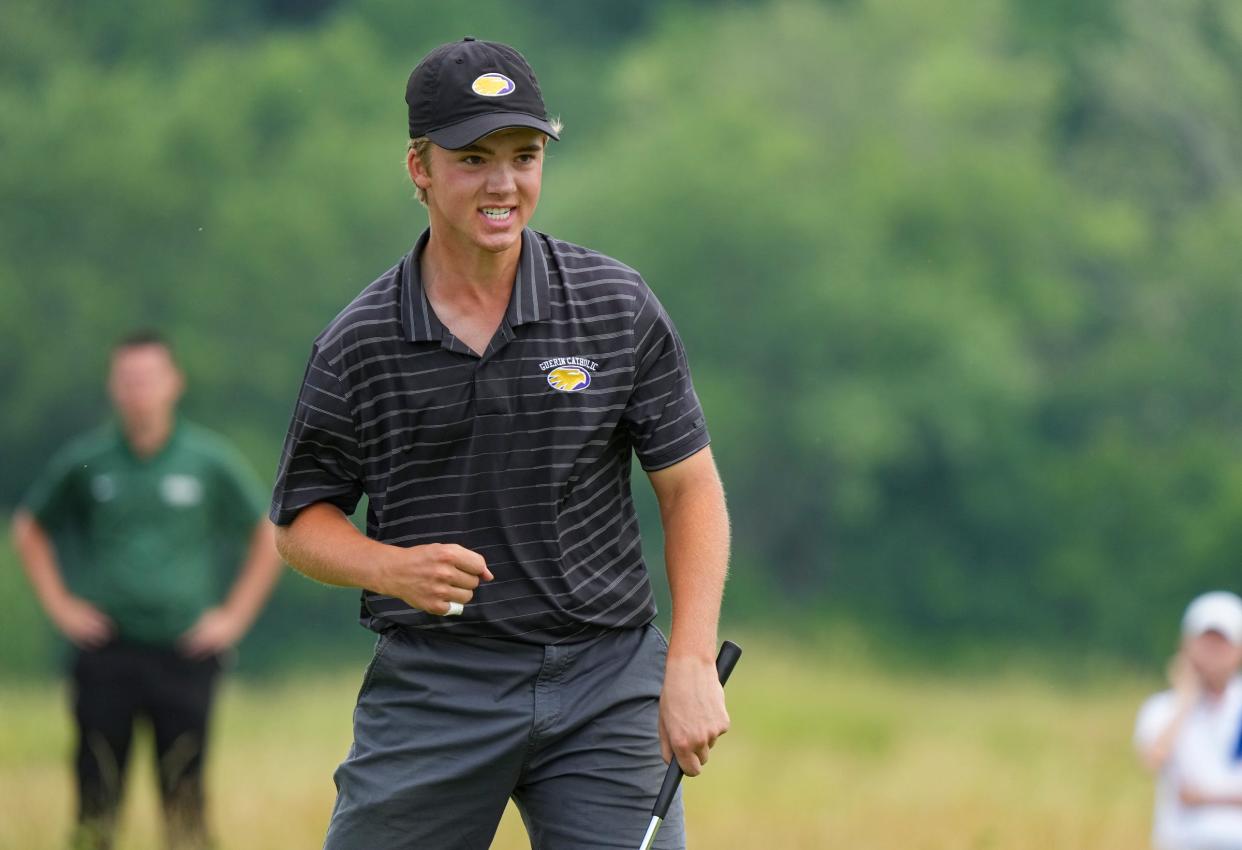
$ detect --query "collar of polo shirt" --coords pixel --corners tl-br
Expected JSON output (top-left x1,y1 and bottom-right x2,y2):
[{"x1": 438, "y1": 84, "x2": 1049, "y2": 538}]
[{"x1": 401, "y1": 227, "x2": 553, "y2": 344}]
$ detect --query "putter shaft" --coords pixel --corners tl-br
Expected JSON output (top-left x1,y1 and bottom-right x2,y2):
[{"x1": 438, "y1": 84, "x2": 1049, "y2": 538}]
[{"x1": 638, "y1": 815, "x2": 663, "y2": 850}]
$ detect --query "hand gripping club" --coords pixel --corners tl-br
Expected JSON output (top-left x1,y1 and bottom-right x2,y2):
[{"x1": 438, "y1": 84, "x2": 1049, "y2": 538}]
[{"x1": 638, "y1": 640, "x2": 742, "y2": 850}]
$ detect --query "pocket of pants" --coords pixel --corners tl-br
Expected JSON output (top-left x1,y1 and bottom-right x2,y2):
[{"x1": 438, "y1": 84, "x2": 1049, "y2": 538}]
[
  {"x1": 649, "y1": 623, "x2": 670, "y2": 654},
  {"x1": 357, "y1": 628, "x2": 399, "y2": 702}
]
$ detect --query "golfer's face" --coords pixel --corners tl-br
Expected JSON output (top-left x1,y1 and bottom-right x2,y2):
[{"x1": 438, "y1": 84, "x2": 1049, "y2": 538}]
[
  {"x1": 422, "y1": 128, "x2": 545, "y2": 255},
  {"x1": 108, "y1": 344, "x2": 182, "y2": 427}
]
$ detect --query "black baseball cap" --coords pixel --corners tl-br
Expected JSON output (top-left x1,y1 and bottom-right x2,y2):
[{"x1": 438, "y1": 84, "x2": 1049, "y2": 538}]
[{"x1": 406, "y1": 37, "x2": 559, "y2": 149}]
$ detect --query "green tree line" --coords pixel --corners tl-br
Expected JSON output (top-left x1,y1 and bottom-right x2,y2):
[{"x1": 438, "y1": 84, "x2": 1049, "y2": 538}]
[{"x1": 4, "y1": 0, "x2": 1242, "y2": 671}]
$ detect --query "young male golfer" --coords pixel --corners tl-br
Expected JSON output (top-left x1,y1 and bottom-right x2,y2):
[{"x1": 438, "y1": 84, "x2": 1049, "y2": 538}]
[{"x1": 270, "y1": 37, "x2": 731, "y2": 849}]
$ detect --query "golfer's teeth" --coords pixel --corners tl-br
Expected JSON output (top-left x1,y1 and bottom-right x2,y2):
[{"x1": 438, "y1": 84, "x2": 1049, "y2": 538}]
[{"x1": 483, "y1": 208, "x2": 512, "y2": 220}]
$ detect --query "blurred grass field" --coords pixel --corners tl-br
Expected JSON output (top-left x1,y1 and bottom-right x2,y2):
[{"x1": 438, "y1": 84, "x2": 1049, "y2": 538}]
[{"x1": 0, "y1": 634, "x2": 1158, "y2": 850}]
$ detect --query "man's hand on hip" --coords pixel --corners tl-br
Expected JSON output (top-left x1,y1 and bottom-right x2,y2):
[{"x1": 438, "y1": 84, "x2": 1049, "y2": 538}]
[
  {"x1": 179, "y1": 606, "x2": 248, "y2": 658},
  {"x1": 48, "y1": 594, "x2": 114, "y2": 648},
  {"x1": 375, "y1": 543, "x2": 493, "y2": 616}
]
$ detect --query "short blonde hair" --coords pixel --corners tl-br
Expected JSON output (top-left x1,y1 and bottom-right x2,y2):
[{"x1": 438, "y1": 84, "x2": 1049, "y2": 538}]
[{"x1": 405, "y1": 117, "x2": 563, "y2": 206}]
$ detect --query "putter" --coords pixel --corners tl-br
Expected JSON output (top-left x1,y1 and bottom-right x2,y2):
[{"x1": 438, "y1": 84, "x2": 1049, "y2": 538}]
[{"x1": 638, "y1": 640, "x2": 742, "y2": 850}]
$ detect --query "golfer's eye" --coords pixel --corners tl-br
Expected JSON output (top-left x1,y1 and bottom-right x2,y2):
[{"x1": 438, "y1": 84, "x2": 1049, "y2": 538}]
[
  {"x1": 460, "y1": 155, "x2": 485, "y2": 165},
  {"x1": 515, "y1": 154, "x2": 537, "y2": 164}
]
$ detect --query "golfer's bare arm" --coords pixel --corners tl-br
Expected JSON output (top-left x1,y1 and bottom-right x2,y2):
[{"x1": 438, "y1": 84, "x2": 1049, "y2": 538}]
[
  {"x1": 647, "y1": 445, "x2": 731, "y2": 776},
  {"x1": 10, "y1": 509, "x2": 113, "y2": 645},
  {"x1": 275, "y1": 501, "x2": 492, "y2": 616},
  {"x1": 275, "y1": 502, "x2": 386, "y2": 589}
]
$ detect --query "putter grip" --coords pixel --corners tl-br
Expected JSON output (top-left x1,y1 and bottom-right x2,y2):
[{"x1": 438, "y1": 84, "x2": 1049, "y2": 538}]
[{"x1": 651, "y1": 640, "x2": 742, "y2": 819}]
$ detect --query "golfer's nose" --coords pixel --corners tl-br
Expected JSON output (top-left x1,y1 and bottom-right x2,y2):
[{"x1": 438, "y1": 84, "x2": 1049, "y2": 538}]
[{"x1": 485, "y1": 164, "x2": 516, "y2": 195}]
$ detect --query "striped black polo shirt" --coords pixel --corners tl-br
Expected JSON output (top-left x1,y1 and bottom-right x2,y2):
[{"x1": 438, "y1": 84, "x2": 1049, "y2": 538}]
[{"x1": 271, "y1": 227, "x2": 710, "y2": 644}]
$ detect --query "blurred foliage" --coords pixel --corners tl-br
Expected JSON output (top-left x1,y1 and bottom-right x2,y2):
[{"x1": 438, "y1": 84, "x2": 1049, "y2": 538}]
[{"x1": 4, "y1": 0, "x2": 1242, "y2": 672}]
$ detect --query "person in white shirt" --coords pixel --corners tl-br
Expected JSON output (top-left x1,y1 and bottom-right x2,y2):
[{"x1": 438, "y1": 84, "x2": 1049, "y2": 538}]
[{"x1": 1136, "y1": 591, "x2": 1242, "y2": 850}]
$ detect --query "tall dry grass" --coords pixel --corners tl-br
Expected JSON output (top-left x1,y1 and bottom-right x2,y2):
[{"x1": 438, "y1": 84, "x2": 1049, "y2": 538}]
[{"x1": 0, "y1": 635, "x2": 1158, "y2": 849}]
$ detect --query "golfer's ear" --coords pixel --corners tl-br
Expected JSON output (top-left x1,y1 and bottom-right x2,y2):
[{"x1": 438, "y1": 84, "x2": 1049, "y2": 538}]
[{"x1": 407, "y1": 148, "x2": 431, "y2": 190}]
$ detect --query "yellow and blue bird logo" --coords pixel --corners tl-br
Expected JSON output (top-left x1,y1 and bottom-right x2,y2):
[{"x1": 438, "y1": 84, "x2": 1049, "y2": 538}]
[
  {"x1": 547, "y1": 366, "x2": 591, "y2": 392},
  {"x1": 471, "y1": 73, "x2": 516, "y2": 97}
]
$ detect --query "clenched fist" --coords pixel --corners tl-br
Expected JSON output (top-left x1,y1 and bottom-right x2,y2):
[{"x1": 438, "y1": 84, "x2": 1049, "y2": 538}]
[{"x1": 374, "y1": 542, "x2": 493, "y2": 616}]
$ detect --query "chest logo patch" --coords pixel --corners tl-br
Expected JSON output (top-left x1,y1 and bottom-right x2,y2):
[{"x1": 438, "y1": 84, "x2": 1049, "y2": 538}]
[
  {"x1": 161, "y1": 474, "x2": 203, "y2": 507},
  {"x1": 540, "y1": 357, "x2": 599, "y2": 393},
  {"x1": 91, "y1": 475, "x2": 117, "y2": 502}
]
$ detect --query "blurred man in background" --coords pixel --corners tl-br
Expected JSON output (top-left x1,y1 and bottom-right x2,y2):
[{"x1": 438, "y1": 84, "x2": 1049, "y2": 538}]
[
  {"x1": 10, "y1": 331, "x2": 282, "y2": 850},
  {"x1": 1136, "y1": 591, "x2": 1242, "y2": 850},
  {"x1": 271, "y1": 37, "x2": 730, "y2": 849}
]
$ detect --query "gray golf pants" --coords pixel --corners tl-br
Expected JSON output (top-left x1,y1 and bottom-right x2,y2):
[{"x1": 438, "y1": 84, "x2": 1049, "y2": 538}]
[{"x1": 323, "y1": 623, "x2": 686, "y2": 850}]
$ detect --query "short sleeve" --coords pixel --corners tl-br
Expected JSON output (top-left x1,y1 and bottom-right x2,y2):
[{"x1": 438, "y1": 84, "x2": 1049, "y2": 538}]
[
  {"x1": 20, "y1": 443, "x2": 85, "y2": 534},
  {"x1": 270, "y1": 345, "x2": 364, "y2": 525},
  {"x1": 209, "y1": 440, "x2": 268, "y2": 533},
  {"x1": 623, "y1": 286, "x2": 711, "y2": 471},
  {"x1": 1135, "y1": 691, "x2": 1176, "y2": 754}
]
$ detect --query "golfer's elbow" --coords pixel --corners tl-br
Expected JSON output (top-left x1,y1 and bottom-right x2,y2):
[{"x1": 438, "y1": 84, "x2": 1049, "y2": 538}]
[{"x1": 273, "y1": 502, "x2": 341, "y2": 568}]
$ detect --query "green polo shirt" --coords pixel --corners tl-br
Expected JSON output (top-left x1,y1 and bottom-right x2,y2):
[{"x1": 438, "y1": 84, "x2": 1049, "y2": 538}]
[{"x1": 21, "y1": 420, "x2": 267, "y2": 647}]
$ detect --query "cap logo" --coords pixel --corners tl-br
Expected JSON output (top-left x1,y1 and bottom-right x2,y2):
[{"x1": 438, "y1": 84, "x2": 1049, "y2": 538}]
[{"x1": 472, "y1": 73, "x2": 516, "y2": 97}]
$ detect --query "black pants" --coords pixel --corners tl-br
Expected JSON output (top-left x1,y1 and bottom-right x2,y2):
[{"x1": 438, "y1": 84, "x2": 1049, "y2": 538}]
[{"x1": 69, "y1": 641, "x2": 219, "y2": 850}]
